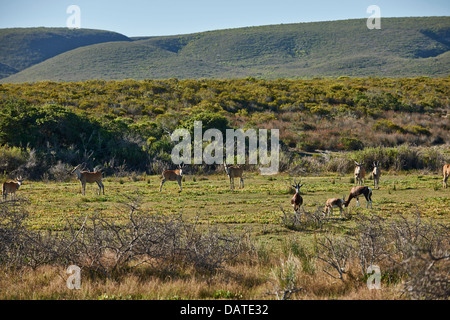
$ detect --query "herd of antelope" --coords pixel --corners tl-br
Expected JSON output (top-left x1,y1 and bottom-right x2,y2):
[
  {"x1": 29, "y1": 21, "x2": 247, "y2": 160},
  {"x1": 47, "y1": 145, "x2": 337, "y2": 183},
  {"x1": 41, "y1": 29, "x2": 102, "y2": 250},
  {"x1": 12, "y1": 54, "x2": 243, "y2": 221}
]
[
  {"x1": 289, "y1": 161, "x2": 377, "y2": 217},
  {"x1": 293, "y1": 161, "x2": 449, "y2": 218},
  {"x1": 1, "y1": 161, "x2": 449, "y2": 218}
]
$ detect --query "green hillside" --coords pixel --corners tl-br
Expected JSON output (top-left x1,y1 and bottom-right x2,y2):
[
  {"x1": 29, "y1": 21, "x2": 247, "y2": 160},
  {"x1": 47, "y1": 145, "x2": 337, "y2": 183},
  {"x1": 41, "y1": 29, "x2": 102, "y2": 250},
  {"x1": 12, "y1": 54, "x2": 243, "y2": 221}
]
[
  {"x1": 1, "y1": 17, "x2": 449, "y2": 82},
  {"x1": 0, "y1": 27, "x2": 131, "y2": 78}
]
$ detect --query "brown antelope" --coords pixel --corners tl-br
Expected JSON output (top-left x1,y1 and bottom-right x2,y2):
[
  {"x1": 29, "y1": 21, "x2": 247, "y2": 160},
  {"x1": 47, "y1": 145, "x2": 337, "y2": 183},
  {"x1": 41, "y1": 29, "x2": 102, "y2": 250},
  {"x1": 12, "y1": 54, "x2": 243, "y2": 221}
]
[
  {"x1": 344, "y1": 186, "x2": 373, "y2": 209},
  {"x1": 372, "y1": 161, "x2": 381, "y2": 189},
  {"x1": 354, "y1": 161, "x2": 366, "y2": 186},
  {"x1": 291, "y1": 179, "x2": 304, "y2": 213},
  {"x1": 160, "y1": 164, "x2": 184, "y2": 192},
  {"x1": 71, "y1": 165, "x2": 104, "y2": 195},
  {"x1": 2, "y1": 177, "x2": 23, "y2": 201},
  {"x1": 224, "y1": 163, "x2": 244, "y2": 190},
  {"x1": 324, "y1": 195, "x2": 345, "y2": 217},
  {"x1": 443, "y1": 164, "x2": 450, "y2": 188}
]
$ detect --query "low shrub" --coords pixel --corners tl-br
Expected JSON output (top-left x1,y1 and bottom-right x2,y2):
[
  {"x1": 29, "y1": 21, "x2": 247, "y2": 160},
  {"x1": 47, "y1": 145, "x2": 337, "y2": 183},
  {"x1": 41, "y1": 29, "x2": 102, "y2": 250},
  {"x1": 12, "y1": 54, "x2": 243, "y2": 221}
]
[{"x1": 0, "y1": 198, "x2": 248, "y2": 275}]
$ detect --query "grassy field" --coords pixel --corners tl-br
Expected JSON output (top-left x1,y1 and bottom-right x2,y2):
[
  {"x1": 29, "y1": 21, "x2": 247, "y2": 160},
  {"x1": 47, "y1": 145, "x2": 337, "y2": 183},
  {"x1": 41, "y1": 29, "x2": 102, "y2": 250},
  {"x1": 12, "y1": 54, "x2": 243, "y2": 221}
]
[
  {"x1": 0, "y1": 169, "x2": 448, "y2": 300},
  {"x1": 19, "y1": 170, "x2": 449, "y2": 230}
]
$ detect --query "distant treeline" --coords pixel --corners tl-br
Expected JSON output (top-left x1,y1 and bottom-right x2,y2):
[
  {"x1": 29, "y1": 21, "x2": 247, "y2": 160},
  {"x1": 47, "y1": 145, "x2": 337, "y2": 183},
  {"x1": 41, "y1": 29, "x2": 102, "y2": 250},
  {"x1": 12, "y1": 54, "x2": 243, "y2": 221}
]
[{"x1": 0, "y1": 77, "x2": 448, "y2": 178}]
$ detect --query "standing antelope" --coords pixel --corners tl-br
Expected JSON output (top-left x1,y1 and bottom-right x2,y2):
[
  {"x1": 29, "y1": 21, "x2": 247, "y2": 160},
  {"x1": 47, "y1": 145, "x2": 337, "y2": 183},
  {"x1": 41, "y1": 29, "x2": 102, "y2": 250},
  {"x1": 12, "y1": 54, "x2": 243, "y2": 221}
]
[
  {"x1": 443, "y1": 164, "x2": 450, "y2": 188},
  {"x1": 71, "y1": 165, "x2": 104, "y2": 195},
  {"x1": 324, "y1": 195, "x2": 345, "y2": 218},
  {"x1": 291, "y1": 179, "x2": 304, "y2": 213},
  {"x1": 160, "y1": 164, "x2": 184, "y2": 192},
  {"x1": 224, "y1": 163, "x2": 244, "y2": 190},
  {"x1": 372, "y1": 161, "x2": 381, "y2": 189},
  {"x1": 344, "y1": 186, "x2": 373, "y2": 209},
  {"x1": 2, "y1": 177, "x2": 23, "y2": 201},
  {"x1": 354, "y1": 161, "x2": 366, "y2": 186}
]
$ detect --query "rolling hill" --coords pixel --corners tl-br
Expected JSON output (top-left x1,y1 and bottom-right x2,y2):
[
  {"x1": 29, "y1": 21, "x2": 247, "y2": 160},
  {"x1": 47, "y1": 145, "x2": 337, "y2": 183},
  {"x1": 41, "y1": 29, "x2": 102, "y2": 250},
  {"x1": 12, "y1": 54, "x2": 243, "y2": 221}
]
[
  {"x1": 0, "y1": 28, "x2": 131, "y2": 79},
  {"x1": 1, "y1": 17, "x2": 449, "y2": 82}
]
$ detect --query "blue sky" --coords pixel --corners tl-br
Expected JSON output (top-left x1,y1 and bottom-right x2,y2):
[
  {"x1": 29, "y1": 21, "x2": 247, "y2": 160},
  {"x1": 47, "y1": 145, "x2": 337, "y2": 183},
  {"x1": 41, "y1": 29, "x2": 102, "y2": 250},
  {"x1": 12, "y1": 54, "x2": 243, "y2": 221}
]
[{"x1": 0, "y1": 0, "x2": 449, "y2": 37}]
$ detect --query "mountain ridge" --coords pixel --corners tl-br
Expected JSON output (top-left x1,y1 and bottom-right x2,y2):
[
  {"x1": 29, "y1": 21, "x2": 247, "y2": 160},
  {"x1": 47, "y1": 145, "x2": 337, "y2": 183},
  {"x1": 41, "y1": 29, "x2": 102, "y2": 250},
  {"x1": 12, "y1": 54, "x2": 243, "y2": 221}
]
[{"x1": 1, "y1": 17, "x2": 449, "y2": 82}]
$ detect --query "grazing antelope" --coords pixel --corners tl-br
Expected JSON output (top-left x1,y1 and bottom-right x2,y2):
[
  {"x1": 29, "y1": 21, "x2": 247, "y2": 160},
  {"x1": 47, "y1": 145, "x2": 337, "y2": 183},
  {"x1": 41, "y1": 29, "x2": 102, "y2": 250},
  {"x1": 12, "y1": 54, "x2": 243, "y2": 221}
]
[
  {"x1": 443, "y1": 164, "x2": 450, "y2": 188},
  {"x1": 224, "y1": 163, "x2": 244, "y2": 190},
  {"x1": 291, "y1": 179, "x2": 304, "y2": 213},
  {"x1": 354, "y1": 161, "x2": 366, "y2": 186},
  {"x1": 2, "y1": 177, "x2": 23, "y2": 201},
  {"x1": 372, "y1": 161, "x2": 381, "y2": 189},
  {"x1": 324, "y1": 196, "x2": 345, "y2": 218},
  {"x1": 71, "y1": 165, "x2": 104, "y2": 195},
  {"x1": 344, "y1": 186, "x2": 373, "y2": 209},
  {"x1": 160, "y1": 164, "x2": 184, "y2": 192}
]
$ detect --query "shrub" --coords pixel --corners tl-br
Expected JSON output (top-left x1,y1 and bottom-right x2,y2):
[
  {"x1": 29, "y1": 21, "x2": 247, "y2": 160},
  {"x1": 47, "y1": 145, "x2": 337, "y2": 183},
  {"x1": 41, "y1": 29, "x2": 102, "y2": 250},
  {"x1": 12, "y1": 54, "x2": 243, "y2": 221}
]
[
  {"x1": 326, "y1": 153, "x2": 354, "y2": 174},
  {"x1": 405, "y1": 125, "x2": 431, "y2": 136},
  {"x1": 0, "y1": 145, "x2": 28, "y2": 175},
  {"x1": 48, "y1": 161, "x2": 72, "y2": 182},
  {"x1": 0, "y1": 198, "x2": 248, "y2": 274},
  {"x1": 373, "y1": 119, "x2": 405, "y2": 134},
  {"x1": 340, "y1": 137, "x2": 364, "y2": 151},
  {"x1": 180, "y1": 111, "x2": 230, "y2": 136}
]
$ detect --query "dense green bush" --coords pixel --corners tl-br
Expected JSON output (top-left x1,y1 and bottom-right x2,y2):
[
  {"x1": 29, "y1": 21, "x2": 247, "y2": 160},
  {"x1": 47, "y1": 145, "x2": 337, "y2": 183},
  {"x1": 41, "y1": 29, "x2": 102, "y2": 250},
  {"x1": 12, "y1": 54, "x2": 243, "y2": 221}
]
[
  {"x1": 0, "y1": 100, "x2": 150, "y2": 176},
  {"x1": 179, "y1": 111, "x2": 230, "y2": 135},
  {"x1": 340, "y1": 137, "x2": 364, "y2": 151}
]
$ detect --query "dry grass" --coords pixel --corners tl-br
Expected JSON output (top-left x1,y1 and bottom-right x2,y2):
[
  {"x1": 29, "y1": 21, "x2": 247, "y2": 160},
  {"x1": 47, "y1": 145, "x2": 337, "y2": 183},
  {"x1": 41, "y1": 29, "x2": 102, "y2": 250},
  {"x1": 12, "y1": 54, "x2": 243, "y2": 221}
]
[{"x1": 0, "y1": 255, "x2": 405, "y2": 300}]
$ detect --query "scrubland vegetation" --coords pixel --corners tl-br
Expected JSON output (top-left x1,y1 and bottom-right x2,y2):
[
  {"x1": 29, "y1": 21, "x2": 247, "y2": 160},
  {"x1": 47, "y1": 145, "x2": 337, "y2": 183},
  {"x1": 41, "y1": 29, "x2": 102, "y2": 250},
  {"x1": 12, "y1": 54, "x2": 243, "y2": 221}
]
[
  {"x1": 0, "y1": 77, "x2": 448, "y2": 300},
  {"x1": 0, "y1": 77, "x2": 448, "y2": 177}
]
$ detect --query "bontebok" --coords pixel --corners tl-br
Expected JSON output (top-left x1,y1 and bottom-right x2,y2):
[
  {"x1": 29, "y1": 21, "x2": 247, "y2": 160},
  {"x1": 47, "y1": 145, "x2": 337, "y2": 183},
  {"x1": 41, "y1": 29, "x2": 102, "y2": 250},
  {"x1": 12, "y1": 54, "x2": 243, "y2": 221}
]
[
  {"x1": 344, "y1": 186, "x2": 372, "y2": 209},
  {"x1": 354, "y1": 161, "x2": 366, "y2": 186},
  {"x1": 372, "y1": 161, "x2": 381, "y2": 189},
  {"x1": 443, "y1": 164, "x2": 450, "y2": 188},
  {"x1": 71, "y1": 164, "x2": 104, "y2": 195},
  {"x1": 2, "y1": 176, "x2": 23, "y2": 201},
  {"x1": 324, "y1": 196, "x2": 345, "y2": 218},
  {"x1": 291, "y1": 179, "x2": 304, "y2": 213}
]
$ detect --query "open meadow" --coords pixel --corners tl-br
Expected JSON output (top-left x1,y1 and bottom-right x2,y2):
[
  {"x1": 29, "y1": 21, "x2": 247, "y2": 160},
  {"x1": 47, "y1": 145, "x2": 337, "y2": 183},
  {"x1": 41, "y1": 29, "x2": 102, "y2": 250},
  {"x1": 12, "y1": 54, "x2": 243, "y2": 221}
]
[
  {"x1": 17, "y1": 170, "x2": 450, "y2": 230},
  {"x1": 0, "y1": 169, "x2": 448, "y2": 300}
]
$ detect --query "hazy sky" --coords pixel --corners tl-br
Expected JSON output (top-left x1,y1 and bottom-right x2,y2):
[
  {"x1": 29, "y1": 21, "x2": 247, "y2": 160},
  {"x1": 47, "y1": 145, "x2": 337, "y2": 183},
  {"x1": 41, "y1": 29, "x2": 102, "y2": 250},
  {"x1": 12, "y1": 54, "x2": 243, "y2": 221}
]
[{"x1": 0, "y1": 0, "x2": 449, "y2": 37}]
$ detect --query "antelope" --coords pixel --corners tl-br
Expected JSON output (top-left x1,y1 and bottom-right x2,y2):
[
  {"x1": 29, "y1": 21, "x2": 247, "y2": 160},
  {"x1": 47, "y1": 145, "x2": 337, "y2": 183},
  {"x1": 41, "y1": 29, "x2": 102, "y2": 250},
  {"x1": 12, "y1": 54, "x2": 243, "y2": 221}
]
[
  {"x1": 224, "y1": 163, "x2": 244, "y2": 190},
  {"x1": 2, "y1": 177, "x2": 23, "y2": 201},
  {"x1": 291, "y1": 179, "x2": 304, "y2": 213},
  {"x1": 443, "y1": 164, "x2": 450, "y2": 188},
  {"x1": 324, "y1": 195, "x2": 345, "y2": 218},
  {"x1": 344, "y1": 186, "x2": 373, "y2": 209},
  {"x1": 354, "y1": 161, "x2": 366, "y2": 186},
  {"x1": 71, "y1": 164, "x2": 104, "y2": 195},
  {"x1": 372, "y1": 161, "x2": 381, "y2": 189},
  {"x1": 160, "y1": 164, "x2": 184, "y2": 192}
]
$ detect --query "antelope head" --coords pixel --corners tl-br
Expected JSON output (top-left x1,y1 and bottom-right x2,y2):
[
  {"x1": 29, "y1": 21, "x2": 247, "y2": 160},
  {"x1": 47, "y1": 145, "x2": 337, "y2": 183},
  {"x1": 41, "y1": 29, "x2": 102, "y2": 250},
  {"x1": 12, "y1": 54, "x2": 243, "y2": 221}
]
[
  {"x1": 223, "y1": 163, "x2": 230, "y2": 176},
  {"x1": 291, "y1": 179, "x2": 304, "y2": 194},
  {"x1": 16, "y1": 176, "x2": 23, "y2": 186}
]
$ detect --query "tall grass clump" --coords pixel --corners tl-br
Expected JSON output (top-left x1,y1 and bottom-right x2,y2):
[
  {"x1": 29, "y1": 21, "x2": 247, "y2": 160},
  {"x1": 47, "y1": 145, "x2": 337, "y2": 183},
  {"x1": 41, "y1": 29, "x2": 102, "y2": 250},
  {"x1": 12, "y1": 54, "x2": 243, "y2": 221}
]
[{"x1": 326, "y1": 145, "x2": 449, "y2": 174}]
